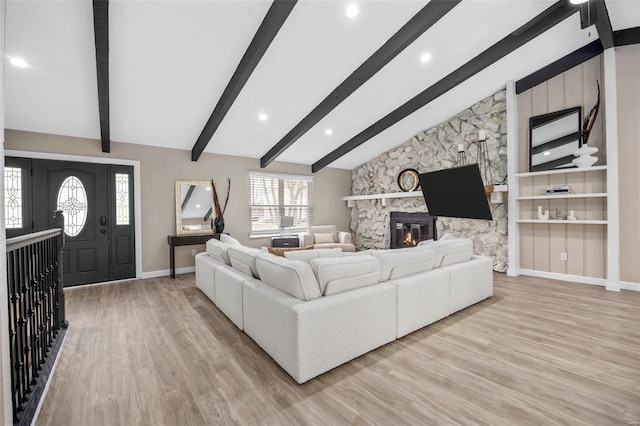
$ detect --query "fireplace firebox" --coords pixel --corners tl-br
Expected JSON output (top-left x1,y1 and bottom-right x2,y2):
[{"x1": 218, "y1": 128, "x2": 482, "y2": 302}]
[{"x1": 390, "y1": 212, "x2": 437, "y2": 249}]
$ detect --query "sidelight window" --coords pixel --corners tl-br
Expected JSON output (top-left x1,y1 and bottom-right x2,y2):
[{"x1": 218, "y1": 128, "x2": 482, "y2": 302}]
[
  {"x1": 57, "y1": 176, "x2": 88, "y2": 237},
  {"x1": 4, "y1": 167, "x2": 23, "y2": 229},
  {"x1": 115, "y1": 173, "x2": 130, "y2": 225}
]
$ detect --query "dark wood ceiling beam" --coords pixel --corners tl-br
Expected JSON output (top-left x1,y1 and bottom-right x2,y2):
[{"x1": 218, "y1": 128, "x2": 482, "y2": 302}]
[
  {"x1": 191, "y1": 0, "x2": 297, "y2": 161},
  {"x1": 593, "y1": 0, "x2": 614, "y2": 49},
  {"x1": 614, "y1": 26, "x2": 640, "y2": 47},
  {"x1": 260, "y1": 0, "x2": 461, "y2": 169},
  {"x1": 93, "y1": 0, "x2": 110, "y2": 153},
  {"x1": 312, "y1": 0, "x2": 579, "y2": 173}
]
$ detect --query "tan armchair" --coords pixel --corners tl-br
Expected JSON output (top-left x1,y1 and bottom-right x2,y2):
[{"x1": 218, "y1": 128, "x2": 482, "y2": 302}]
[{"x1": 298, "y1": 225, "x2": 355, "y2": 252}]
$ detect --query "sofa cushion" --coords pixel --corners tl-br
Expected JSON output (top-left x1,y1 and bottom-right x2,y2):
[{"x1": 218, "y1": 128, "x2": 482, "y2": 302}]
[
  {"x1": 227, "y1": 246, "x2": 262, "y2": 279},
  {"x1": 310, "y1": 255, "x2": 380, "y2": 296},
  {"x1": 312, "y1": 243, "x2": 356, "y2": 252},
  {"x1": 284, "y1": 248, "x2": 342, "y2": 262},
  {"x1": 309, "y1": 225, "x2": 337, "y2": 235},
  {"x1": 255, "y1": 254, "x2": 322, "y2": 301},
  {"x1": 220, "y1": 233, "x2": 241, "y2": 246},
  {"x1": 206, "y1": 238, "x2": 231, "y2": 265},
  {"x1": 314, "y1": 232, "x2": 335, "y2": 244},
  {"x1": 371, "y1": 245, "x2": 436, "y2": 281},
  {"x1": 428, "y1": 238, "x2": 473, "y2": 268}
]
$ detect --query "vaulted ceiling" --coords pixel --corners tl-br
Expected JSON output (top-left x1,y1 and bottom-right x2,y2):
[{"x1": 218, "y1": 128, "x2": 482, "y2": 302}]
[{"x1": 4, "y1": 0, "x2": 639, "y2": 171}]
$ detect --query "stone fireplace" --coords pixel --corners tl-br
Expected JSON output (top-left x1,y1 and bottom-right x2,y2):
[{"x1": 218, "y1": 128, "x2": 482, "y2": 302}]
[
  {"x1": 350, "y1": 89, "x2": 509, "y2": 270},
  {"x1": 390, "y1": 212, "x2": 437, "y2": 249}
]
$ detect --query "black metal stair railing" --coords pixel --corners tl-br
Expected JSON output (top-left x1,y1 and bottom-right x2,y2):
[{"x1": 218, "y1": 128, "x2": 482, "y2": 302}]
[{"x1": 5, "y1": 210, "x2": 68, "y2": 425}]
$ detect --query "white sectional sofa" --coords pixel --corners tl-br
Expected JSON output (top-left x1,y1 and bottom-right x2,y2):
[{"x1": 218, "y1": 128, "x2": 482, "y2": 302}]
[{"x1": 195, "y1": 237, "x2": 493, "y2": 384}]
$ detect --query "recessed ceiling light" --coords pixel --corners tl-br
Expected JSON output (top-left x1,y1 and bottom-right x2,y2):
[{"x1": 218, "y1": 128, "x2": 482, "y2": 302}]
[
  {"x1": 346, "y1": 3, "x2": 359, "y2": 18},
  {"x1": 10, "y1": 57, "x2": 29, "y2": 68},
  {"x1": 420, "y1": 52, "x2": 432, "y2": 64},
  {"x1": 543, "y1": 151, "x2": 551, "y2": 156},
  {"x1": 258, "y1": 113, "x2": 268, "y2": 121},
  {"x1": 205, "y1": 187, "x2": 211, "y2": 191},
  {"x1": 196, "y1": 204, "x2": 201, "y2": 208},
  {"x1": 569, "y1": 0, "x2": 588, "y2": 4},
  {"x1": 325, "y1": 128, "x2": 333, "y2": 136}
]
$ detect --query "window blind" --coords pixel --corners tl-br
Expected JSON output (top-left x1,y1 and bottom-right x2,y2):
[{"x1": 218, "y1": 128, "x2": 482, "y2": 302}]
[{"x1": 249, "y1": 171, "x2": 313, "y2": 236}]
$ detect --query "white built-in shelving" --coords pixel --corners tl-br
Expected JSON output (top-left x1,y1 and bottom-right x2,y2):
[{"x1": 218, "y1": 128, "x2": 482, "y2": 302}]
[
  {"x1": 516, "y1": 193, "x2": 606, "y2": 200},
  {"x1": 515, "y1": 166, "x2": 607, "y2": 225},
  {"x1": 514, "y1": 165, "x2": 607, "y2": 178},
  {"x1": 516, "y1": 219, "x2": 608, "y2": 224}
]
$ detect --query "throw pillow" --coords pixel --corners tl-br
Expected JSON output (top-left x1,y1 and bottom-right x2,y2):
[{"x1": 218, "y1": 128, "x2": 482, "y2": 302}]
[
  {"x1": 220, "y1": 233, "x2": 241, "y2": 246},
  {"x1": 314, "y1": 232, "x2": 335, "y2": 244},
  {"x1": 267, "y1": 246, "x2": 314, "y2": 257},
  {"x1": 439, "y1": 233, "x2": 455, "y2": 240},
  {"x1": 417, "y1": 239, "x2": 434, "y2": 246}
]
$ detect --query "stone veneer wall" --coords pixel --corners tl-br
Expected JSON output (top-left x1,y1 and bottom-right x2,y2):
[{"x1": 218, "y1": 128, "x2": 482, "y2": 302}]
[{"x1": 351, "y1": 90, "x2": 508, "y2": 272}]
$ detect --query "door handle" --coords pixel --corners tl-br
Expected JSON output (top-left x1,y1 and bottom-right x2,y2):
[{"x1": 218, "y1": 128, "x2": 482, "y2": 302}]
[{"x1": 101, "y1": 228, "x2": 108, "y2": 234}]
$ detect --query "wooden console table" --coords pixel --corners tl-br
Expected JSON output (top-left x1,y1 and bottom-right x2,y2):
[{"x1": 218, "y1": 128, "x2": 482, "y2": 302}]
[{"x1": 167, "y1": 233, "x2": 220, "y2": 278}]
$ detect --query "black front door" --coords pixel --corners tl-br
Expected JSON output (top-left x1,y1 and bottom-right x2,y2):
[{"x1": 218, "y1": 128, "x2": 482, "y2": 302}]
[
  {"x1": 33, "y1": 160, "x2": 110, "y2": 286},
  {"x1": 6, "y1": 157, "x2": 136, "y2": 287}
]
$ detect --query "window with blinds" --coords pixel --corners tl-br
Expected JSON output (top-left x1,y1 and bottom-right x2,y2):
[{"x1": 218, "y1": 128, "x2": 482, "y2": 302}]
[{"x1": 249, "y1": 171, "x2": 313, "y2": 236}]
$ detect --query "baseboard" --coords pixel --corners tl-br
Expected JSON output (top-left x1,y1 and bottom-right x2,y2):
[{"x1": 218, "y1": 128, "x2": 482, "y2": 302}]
[
  {"x1": 65, "y1": 277, "x2": 142, "y2": 290},
  {"x1": 506, "y1": 268, "x2": 519, "y2": 277},
  {"x1": 605, "y1": 282, "x2": 621, "y2": 292},
  {"x1": 141, "y1": 266, "x2": 195, "y2": 279},
  {"x1": 518, "y1": 269, "x2": 607, "y2": 286},
  {"x1": 620, "y1": 281, "x2": 640, "y2": 292}
]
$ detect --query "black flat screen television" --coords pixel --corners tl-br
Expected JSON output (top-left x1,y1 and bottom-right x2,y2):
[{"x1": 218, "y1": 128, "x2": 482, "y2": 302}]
[{"x1": 418, "y1": 164, "x2": 493, "y2": 221}]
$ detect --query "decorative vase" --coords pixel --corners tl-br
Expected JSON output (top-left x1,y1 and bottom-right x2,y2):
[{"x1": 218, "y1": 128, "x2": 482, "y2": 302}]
[
  {"x1": 573, "y1": 144, "x2": 598, "y2": 157},
  {"x1": 572, "y1": 155, "x2": 598, "y2": 168},
  {"x1": 537, "y1": 206, "x2": 549, "y2": 220},
  {"x1": 214, "y1": 216, "x2": 225, "y2": 233},
  {"x1": 572, "y1": 143, "x2": 598, "y2": 168}
]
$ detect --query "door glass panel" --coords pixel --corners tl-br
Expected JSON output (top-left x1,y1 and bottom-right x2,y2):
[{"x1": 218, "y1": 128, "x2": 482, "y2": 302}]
[
  {"x1": 115, "y1": 173, "x2": 130, "y2": 225},
  {"x1": 4, "y1": 167, "x2": 23, "y2": 229},
  {"x1": 57, "y1": 176, "x2": 88, "y2": 237}
]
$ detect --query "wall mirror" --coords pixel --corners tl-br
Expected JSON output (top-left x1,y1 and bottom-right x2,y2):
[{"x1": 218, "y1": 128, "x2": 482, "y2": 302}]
[
  {"x1": 175, "y1": 179, "x2": 214, "y2": 235},
  {"x1": 529, "y1": 106, "x2": 582, "y2": 172}
]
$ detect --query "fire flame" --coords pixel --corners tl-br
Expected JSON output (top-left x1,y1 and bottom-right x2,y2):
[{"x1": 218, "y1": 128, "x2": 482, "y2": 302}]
[{"x1": 404, "y1": 231, "x2": 417, "y2": 247}]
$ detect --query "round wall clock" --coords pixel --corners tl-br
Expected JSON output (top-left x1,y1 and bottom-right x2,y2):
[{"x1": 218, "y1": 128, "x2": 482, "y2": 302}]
[{"x1": 397, "y1": 168, "x2": 420, "y2": 192}]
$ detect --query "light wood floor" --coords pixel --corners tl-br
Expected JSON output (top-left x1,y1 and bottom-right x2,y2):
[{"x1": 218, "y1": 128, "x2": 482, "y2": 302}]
[{"x1": 36, "y1": 273, "x2": 640, "y2": 425}]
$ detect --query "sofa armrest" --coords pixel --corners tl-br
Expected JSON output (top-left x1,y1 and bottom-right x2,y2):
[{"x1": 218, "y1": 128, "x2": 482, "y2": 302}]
[
  {"x1": 243, "y1": 280, "x2": 396, "y2": 383},
  {"x1": 336, "y1": 231, "x2": 352, "y2": 244},
  {"x1": 299, "y1": 232, "x2": 314, "y2": 247}
]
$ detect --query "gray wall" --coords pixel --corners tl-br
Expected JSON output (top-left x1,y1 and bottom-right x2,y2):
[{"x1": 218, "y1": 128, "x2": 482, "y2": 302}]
[{"x1": 4, "y1": 130, "x2": 353, "y2": 274}]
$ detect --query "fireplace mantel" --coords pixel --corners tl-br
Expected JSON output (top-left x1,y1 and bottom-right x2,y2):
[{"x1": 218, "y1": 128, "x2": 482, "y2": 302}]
[
  {"x1": 342, "y1": 191, "x2": 422, "y2": 207},
  {"x1": 343, "y1": 185, "x2": 508, "y2": 207}
]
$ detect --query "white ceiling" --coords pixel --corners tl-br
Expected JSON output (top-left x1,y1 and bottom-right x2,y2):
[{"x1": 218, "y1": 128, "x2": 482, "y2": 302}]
[{"x1": 4, "y1": 0, "x2": 639, "y2": 171}]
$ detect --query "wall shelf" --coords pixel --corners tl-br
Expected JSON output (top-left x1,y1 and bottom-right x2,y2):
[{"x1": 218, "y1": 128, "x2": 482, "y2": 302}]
[
  {"x1": 517, "y1": 219, "x2": 608, "y2": 224},
  {"x1": 515, "y1": 165, "x2": 607, "y2": 178},
  {"x1": 516, "y1": 193, "x2": 607, "y2": 200},
  {"x1": 343, "y1": 185, "x2": 508, "y2": 207}
]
